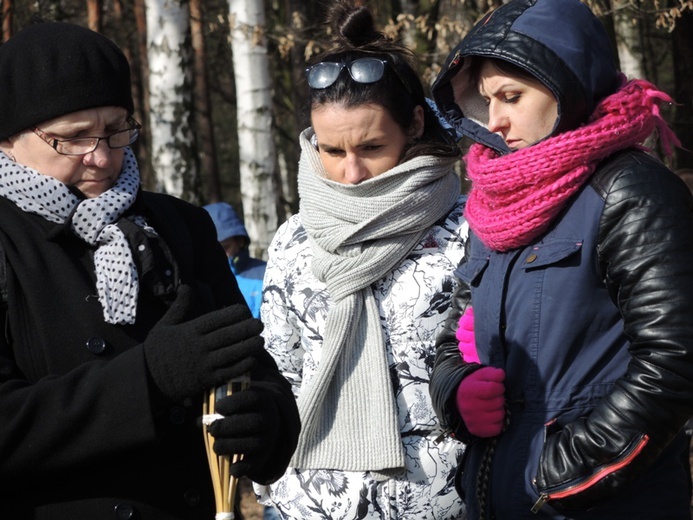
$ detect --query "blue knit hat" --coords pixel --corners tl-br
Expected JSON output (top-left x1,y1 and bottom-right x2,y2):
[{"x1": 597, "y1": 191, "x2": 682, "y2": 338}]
[
  {"x1": 0, "y1": 21, "x2": 134, "y2": 141},
  {"x1": 203, "y1": 202, "x2": 250, "y2": 243}
]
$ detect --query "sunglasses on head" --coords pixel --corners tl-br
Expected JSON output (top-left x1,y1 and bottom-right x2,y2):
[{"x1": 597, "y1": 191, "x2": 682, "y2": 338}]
[{"x1": 305, "y1": 57, "x2": 412, "y2": 94}]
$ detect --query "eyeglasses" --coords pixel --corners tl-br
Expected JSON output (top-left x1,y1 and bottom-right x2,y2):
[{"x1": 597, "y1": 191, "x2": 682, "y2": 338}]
[
  {"x1": 306, "y1": 57, "x2": 412, "y2": 94},
  {"x1": 33, "y1": 117, "x2": 141, "y2": 156}
]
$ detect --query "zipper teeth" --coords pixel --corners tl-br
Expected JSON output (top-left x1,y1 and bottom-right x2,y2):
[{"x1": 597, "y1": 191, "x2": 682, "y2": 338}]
[{"x1": 548, "y1": 434, "x2": 649, "y2": 500}]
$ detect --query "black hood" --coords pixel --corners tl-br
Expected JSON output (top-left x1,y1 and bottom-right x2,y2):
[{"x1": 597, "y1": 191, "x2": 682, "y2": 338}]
[{"x1": 432, "y1": 0, "x2": 620, "y2": 153}]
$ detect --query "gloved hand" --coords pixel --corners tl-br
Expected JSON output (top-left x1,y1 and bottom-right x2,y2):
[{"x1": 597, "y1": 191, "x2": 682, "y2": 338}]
[
  {"x1": 143, "y1": 285, "x2": 265, "y2": 402},
  {"x1": 456, "y1": 306, "x2": 479, "y2": 363},
  {"x1": 456, "y1": 366, "x2": 506, "y2": 437},
  {"x1": 208, "y1": 386, "x2": 280, "y2": 479}
]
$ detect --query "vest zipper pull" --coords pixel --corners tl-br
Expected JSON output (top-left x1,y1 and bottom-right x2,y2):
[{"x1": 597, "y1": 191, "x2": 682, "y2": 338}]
[
  {"x1": 531, "y1": 493, "x2": 548, "y2": 514},
  {"x1": 433, "y1": 428, "x2": 452, "y2": 445}
]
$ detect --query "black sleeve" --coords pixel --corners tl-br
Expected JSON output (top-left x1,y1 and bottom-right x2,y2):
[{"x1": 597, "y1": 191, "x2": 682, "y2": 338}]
[
  {"x1": 245, "y1": 349, "x2": 301, "y2": 484},
  {"x1": 178, "y1": 198, "x2": 300, "y2": 484},
  {"x1": 429, "y1": 241, "x2": 483, "y2": 443},
  {"x1": 535, "y1": 152, "x2": 693, "y2": 509}
]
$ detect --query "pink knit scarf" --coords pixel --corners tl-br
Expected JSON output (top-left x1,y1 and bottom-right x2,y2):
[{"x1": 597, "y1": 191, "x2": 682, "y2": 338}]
[{"x1": 464, "y1": 76, "x2": 680, "y2": 252}]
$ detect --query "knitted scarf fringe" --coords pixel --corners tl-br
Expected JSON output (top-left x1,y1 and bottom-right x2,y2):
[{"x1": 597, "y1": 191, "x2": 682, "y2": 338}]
[{"x1": 465, "y1": 76, "x2": 680, "y2": 252}]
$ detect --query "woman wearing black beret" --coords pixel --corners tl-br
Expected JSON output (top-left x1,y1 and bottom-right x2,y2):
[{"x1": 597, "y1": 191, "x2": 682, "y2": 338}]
[{"x1": 0, "y1": 21, "x2": 300, "y2": 519}]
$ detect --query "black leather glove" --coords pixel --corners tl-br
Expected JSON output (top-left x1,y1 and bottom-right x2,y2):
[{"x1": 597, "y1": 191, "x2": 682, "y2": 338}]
[
  {"x1": 143, "y1": 285, "x2": 265, "y2": 402},
  {"x1": 208, "y1": 386, "x2": 280, "y2": 479}
]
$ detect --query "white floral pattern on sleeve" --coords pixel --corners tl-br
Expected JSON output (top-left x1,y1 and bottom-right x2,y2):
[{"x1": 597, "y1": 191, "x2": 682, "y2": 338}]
[{"x1": 256, "y1": 197, "x2": 469, "y2": 520}]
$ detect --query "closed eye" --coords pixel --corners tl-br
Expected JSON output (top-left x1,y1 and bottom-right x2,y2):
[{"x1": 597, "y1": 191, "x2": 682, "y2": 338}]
[
  {"x1": 483, "y1": 92, "x2": 521, "y2": 106},
  {"x1": 321, "y1": 146, "x2": 345, "y2": 157}
]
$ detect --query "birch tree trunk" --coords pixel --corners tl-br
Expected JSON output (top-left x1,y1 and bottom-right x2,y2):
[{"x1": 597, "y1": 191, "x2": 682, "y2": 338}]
[
  {"x1": 144, "y1": 0, "x2": 200, "y2": 202},
  {"x1": 228, "y1": 0, "x2": 284, "y2": 259},
  {"x1": 611, "y1": 0, "x2": 646, "y2": 79}
]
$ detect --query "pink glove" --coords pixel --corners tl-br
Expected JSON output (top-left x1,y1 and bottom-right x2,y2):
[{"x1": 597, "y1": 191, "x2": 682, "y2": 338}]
[
  {"x1": 456, "y1": 307, "x2": 479, "y2": 363},
  {"x1": 456, "y1": 366, "x2": 506, "y2": 437}
]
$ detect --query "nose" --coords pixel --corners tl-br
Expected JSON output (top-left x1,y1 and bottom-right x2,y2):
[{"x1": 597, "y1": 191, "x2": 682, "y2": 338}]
[
  {"x1": 82, "y1": 139, "x2": 113, "y2": 168},
  {"x1": 487, "y1": 102, "x2": 509, "y2": 134},
  {"x1": 343, "y1": 153, "x2": 369, "y2": 184}
]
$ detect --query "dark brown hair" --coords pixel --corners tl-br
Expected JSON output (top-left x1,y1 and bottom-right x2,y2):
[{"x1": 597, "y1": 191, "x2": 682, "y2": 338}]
[{"x1": 307, "y1": 0, "x2": 460, "y2": 160}]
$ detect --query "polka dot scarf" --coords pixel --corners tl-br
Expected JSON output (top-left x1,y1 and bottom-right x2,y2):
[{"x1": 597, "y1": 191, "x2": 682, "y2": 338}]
[{"x1": 0, "y1": 147, "x2": 150, "y2": 324}]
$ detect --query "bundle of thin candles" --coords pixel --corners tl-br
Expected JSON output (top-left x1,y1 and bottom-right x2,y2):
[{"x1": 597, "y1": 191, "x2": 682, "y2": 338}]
[{"x1": 202, "y1": 375, "x2": 250, "y2": 520}]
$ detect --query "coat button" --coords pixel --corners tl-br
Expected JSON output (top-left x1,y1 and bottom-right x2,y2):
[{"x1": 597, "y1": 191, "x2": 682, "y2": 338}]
[
  {"x1": 114, "y1": 502, "x2": 135, "y2": 519},
  {"x1": 86, "y1": 336, "x2": 108, "y2": 355},
  {"x1": 526, "y1": 253, "x2": 538, "y2": 263},
  {"x1": 184, "y1": 487, "x2": 201, "y2": 507},
  {"x1": 169, "y1": 406, "x2": 186, "y2": 425}
]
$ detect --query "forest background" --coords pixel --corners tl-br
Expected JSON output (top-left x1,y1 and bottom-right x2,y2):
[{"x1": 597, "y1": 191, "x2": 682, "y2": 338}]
[{"x1": 1, "y1": 0, "x2": 692, "y2": 259}]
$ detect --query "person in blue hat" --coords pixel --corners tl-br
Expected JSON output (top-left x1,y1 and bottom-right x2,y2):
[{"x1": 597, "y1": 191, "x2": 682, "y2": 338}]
[
  {"x1": 204, "y1": 202, "x2": 280, "y2": 520},
  {"x1": 204, "y1": 202, "x2": 267, "y2": 319}
]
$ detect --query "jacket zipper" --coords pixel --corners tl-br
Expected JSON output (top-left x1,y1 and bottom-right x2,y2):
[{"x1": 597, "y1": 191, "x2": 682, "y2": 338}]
[
  {"x1": 433, "y1": 427, "x2": 454, "y2": 445},
  {"x1": 531, "y1": 433, "x2": 649, "y2": 514}
]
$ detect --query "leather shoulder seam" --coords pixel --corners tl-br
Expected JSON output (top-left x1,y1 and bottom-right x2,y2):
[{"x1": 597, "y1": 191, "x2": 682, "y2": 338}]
[{"x1": 589, "y1": 150, "x2": 657, "y2": 199}]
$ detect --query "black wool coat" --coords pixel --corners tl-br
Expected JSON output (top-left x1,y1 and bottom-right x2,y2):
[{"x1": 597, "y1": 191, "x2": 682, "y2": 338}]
[{"x1": 0, "y1": 191, "x2": 299, "y2": 520}]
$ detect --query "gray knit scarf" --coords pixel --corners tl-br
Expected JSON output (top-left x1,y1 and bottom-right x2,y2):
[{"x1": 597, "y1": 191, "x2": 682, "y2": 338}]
[
  {"x1": 292, "y1": 128, "x2": 460, "y2": 474},
  {"x1": 0, "y1": 148, "x2": 150, "y2": 324}
]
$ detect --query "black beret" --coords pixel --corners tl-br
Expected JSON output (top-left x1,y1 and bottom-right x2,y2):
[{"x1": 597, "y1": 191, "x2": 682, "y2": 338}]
[{"x1": 0, "y1": 21, "x2": 134, "y2": 141}]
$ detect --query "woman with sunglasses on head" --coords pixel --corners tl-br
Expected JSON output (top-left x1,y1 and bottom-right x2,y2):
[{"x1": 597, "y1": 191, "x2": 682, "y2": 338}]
[
  {"x1": 255, "y1": 1, "x2": 469, "y2": 519},
  {"x1": 429, "y1": 0, "x2": 693, "y2": 518},
  {"x1": 0, "y1": 21, "x2": 300, "y2": 519}
]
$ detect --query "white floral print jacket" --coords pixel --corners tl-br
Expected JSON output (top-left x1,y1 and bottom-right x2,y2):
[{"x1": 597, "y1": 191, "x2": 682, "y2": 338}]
[{"x1": 255, "y1": 196, "x2": 469, "y2": 520}]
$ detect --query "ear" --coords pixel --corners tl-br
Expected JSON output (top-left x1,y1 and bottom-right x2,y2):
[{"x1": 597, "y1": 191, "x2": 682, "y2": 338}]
[
  {"x1": 0, "y1": 138, "x2": 15, "y2": 160},
  {"x1": 409, "y1": 105, "x2": 425, "y2": 140}
]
